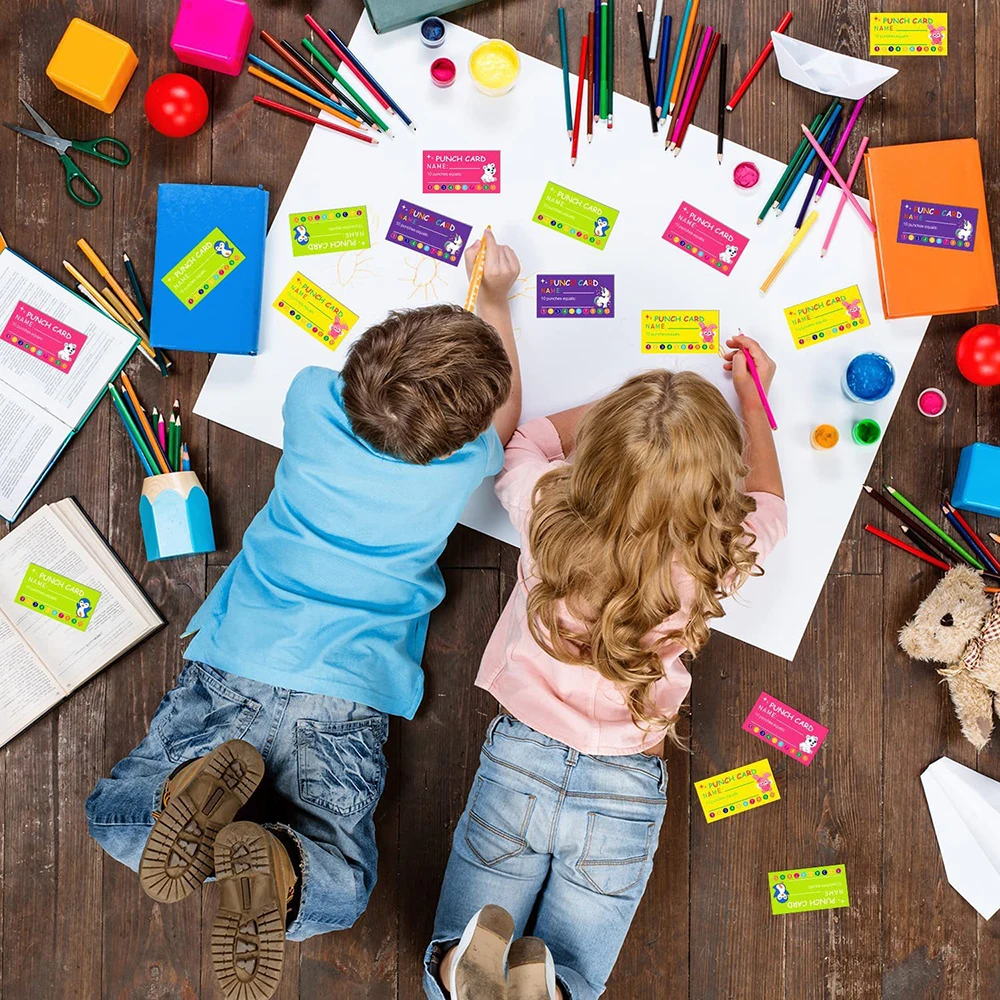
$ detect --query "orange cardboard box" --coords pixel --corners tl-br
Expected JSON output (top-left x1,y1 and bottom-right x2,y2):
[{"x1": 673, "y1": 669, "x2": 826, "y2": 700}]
[{"x1": 46, "y1": 18, "x2": 138, "y2": 113}]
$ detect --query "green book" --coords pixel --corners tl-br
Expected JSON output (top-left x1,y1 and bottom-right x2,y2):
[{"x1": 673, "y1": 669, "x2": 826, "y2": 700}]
[{"x1": 363, "y1": 0, "x2": 481, "y2": 33}]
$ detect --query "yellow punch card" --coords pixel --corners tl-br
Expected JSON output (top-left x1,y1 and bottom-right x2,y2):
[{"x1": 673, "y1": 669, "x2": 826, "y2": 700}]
[
  {"x1": 695, "y1": 758, "x2": 780, "y2": 823},
  {"x1": 641, "y1": 310, "x2": 719, "y2": 355},
  {"x1": 785, "y1": 285, "x2": 870, "y2": 350},
  {"x1": 870, "y1": 13, "x2": 947, "y2": 56},
  {"x1": 273, "y1": 272, "x2": 358, "y2": 352}
]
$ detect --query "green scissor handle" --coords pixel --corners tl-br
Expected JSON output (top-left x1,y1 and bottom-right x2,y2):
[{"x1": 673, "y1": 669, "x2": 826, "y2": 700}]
[
  {"x1": 59, "y1": 153, "x2": 102, "y2": 208},
  {"x1": 71, "y1": 135, "x2": 131, "y2": 165}
]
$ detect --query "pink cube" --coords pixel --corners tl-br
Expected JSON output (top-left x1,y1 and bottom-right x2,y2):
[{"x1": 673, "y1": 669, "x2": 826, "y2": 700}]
[{"x1": 170, "y1": 0, "x2": 253, "y2": 76}]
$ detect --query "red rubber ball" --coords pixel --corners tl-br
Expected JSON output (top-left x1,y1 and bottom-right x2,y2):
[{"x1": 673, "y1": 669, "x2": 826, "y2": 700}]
[
  {"x1": 956, "y1": 323, "x2": 1000, "y2": 386},
  {"x1": 144, "y1": 73, "x2": 209, "y2": 138}
]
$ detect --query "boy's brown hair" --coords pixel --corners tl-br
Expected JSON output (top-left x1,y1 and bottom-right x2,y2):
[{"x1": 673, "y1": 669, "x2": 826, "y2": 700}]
[{"x1": 341, "y1": 304, "x2": 512, "y2": 464}]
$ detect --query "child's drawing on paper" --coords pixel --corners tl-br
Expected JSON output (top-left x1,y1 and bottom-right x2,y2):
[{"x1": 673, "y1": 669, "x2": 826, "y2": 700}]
[{"x1": 401, "y1": 256, "x2": 447, "y2": 302}]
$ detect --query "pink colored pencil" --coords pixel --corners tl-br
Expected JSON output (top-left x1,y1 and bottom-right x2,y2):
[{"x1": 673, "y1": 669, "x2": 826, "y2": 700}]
[
  {"x1": 738, "y1": 337, "x2": 777, "y2": 431},
  {"x1": 815, "y1": 97, "x2": 864, "y2": 202},
  {"x1": 670, "y1": 26, "x2": 712, "y2": 146},
  {"x1": 801, "y1": 124, "x2": 875, "y2": 234},
  {"x1": 821, "y1": 137, "x2": 869, "y2": 257}
]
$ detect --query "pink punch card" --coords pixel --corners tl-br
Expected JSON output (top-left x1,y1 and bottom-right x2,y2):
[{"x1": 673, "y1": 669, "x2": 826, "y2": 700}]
[
  {"x1": 423, "y1": 150, "x2": 501, "y2": 193},
  {"x1": 663, "y1": 201, "x2": 749, "y2": 276},
  {"x1": 743, "y1": 691, "x2": 828, "y2": 766},
  {"x1": 1, "y1": 302, "x2": 87, "y2": 374}
]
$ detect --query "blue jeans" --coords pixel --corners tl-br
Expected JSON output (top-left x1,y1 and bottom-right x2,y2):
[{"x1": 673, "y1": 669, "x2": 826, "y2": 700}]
[
  {"x1": 423, "y1": 715, "x2": 668, "y2": 1000},
  {"x1": 86, "y1": 661, "x2": 388, "y2": 941}
]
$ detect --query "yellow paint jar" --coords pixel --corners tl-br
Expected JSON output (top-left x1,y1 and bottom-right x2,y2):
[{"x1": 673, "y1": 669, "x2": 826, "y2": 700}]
[
  {"x1": 469, "y1": 39, "x2": 521, "y2": 96},
  {"x1": 811, "y1": 424, "x2": 839, "y2": 450}
]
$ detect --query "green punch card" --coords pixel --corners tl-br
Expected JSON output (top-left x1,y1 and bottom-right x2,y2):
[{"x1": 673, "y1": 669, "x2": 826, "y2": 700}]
[
  {"x1": 532, "y1": 182, "x2": 620, "y2": 250},
  {"x1": 768, "y1": 866, "x2": 850, "y2": 915},
  {"x1": 289, "y1": 207, "x2": 371, "y2": 257},
  {"x1": 162, "y1": 227, "x2": 245, "y2": 310},
  {"x1": 15, "y1": 563, "x2": 101, "y2": 632}
]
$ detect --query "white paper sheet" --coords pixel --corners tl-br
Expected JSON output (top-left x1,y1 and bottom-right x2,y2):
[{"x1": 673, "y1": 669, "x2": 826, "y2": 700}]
[
  {"x1": 771, "y1": 33, "x2": 898, "y2": 100},
  {"x1": 196, "y1": 15, "x2": 931, "y2": 661}
]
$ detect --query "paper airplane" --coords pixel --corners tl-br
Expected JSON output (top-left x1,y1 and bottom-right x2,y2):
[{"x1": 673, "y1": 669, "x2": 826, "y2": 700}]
[
  {"x1": 921, "y1": 756, "x2": 1000, "y2": 920},
  {"x1": 772, "y1": 33, "x2": 898, "y2": 100}
]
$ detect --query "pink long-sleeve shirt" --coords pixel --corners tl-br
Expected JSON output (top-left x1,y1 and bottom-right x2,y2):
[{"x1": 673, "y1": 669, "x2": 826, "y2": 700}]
[{"x1": 475, "y1": 417, "x2": 788, "y2": 756}]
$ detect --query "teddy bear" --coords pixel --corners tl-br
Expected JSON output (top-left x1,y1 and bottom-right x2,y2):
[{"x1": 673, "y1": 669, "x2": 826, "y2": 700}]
[{"x1": 898, "y1": 565, "x2": 1000, "y2": 750}]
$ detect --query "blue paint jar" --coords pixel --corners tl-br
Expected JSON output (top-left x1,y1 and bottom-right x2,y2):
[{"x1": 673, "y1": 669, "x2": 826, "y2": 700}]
[
  {"x1": 420, "y1": 17, "x2": 446, "y2": 48},
  {"x1": 842, "y1": 352, "x2": 895, "y2": 403}
]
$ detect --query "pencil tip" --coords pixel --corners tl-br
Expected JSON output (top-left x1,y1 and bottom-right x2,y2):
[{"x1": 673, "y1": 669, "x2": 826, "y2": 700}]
[
  {"x1": 819, "y1": 249, "x2": 827, "y2": 258},
  {"x1": 725, "y1": 105, "x2": 733, "y2": 112},
  {"x1": 717, "y1": 154, "x2": 723, "y2": 163},
  {"x1": 571, "y1": 158, "x2": 576, "y2": 166},
  {"x1": 409, "y1": 123, "x2": 417, "y2": 131},
  {"x1": 756, "y1": 219, "x2": 763, "y2": 226}
]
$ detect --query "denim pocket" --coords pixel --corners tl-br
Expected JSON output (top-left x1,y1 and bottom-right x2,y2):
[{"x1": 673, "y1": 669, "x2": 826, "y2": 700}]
[
  {"x1": 465, "y1": 775, "x2": 536, "y2": 868},
  {"x1": 295, "y1": 718, "x2": 386, "y2": 816},
  {"x1": 577, "y1": 813, "x2": 654, "y2": 896},
  {"x1": 152, "y1": 664, "x2": 261, "y2": 764}
]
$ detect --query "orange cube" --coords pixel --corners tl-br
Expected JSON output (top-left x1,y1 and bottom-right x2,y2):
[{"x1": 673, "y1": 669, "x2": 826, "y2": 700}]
[{"x1": 46, "y1": 18, "x2": 138, "y2": 113}]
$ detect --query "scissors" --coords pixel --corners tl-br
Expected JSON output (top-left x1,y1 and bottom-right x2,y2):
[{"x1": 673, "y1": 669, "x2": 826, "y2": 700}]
[{"x1": 4, "y1": 100, "x2": 131, "y2": 208}]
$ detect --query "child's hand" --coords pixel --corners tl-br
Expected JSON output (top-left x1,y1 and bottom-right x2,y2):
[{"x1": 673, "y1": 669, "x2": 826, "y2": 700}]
[
  {"x1": 465, "y1": 229, "x2": 520, "y2": 306},
  {"x1": 722, "y1": 333, "x2": 776, "y2": 411}
]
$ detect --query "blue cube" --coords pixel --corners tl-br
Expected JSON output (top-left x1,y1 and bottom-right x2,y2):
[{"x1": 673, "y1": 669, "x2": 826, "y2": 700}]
[{"x1": 951, "y1": 443, "x2": 1000, "y2": 517}]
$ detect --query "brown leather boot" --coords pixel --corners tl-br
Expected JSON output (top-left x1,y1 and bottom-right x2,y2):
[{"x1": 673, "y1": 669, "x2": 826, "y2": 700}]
[
  {"x1": 211, "y1": 821, "x2": 298, "y2": 1000},
  {"x1": 139, "y1": 739, "x2": 264, "y2": 903}
]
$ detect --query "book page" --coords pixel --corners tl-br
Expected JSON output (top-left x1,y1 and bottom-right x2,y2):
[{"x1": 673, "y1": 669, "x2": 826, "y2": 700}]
[
  {"x1": 0, "y1": 611, "x2": 64, "y2": 748},
  {"x1": 0, "y1": 250, "x2": 137, "y2": 428},
  {"x1": 0, "y1": 383, "x2": 70, "y2": 522},
  {"x1": 0, "y1": 505, "x2": 150, "y2": 691}
]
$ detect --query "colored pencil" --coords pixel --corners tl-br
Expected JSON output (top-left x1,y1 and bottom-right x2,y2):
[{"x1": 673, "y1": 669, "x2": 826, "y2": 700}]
[
  {"x1": 76, "y1": 238, "x2": 143, "y2": 325},
  {"x1": 901, "y1": 525, "x2": 954, "y2": 566},
  {"x1": 655, "y1": 15, "x2": 672, "y2": 119},
  {"x1": 572, "y1": 34, "x2": 589, "y2": 162},
  {"x1": 760, "y1": 210, "x2": 818, "y2": 294},
  {"x1": 863, "y1": 486, "x2": 953, "y2": 559},
  {"x1": 636, "y1": 5, "x2": 657, "y2": 132},
  {"x1": 108, "y1": 383, "x2": 159, "y2": 476},
  {"x1": 668, "y1": 22, "x2": 702, "y2": 136},
  {"x1": 103, "y1": 286, "x2": 146, "y2": 339},
  {"x1": 600, "y1": 1, "x2": 609, "y2": 120},
  {"x1": 260, "y1": 31, "x2": 343, "y2": 108},
  {"x1": 181, "y1": 444, "x2": 190, "y2": 472},
  {"x1": 726, "y1": 10, "x2": 793, "y2": 111},
  {"x1": 559, "y1": 8, "x2": 572, "y2": 139},
  {"x1": 300, "y1": 38, "x2": 391, "y2": 134},
  {"x1": 991, "y1": 533, "x2": 1000, "y2": 546},
  {"x1": 120, "y1": 372, "x2": 171, "y2": 474},
  {"x1": 74, "y1": 284, "x2": 156, "y2": 372},
  {"x1": 944, "y1": 504, "x2": 1000, "y2": 574},
  {"x1": 986, "y1": 588, "x2": 1000, "y2": 594},
  {"x1": 668, "y1": 0, "x2": 699, "y2": 113},
  {"x1": 172, "y1": 416, "x2": 182, "y2": 473},
  {"x1": 865, "y1": 524, "x2": 952, "y2": 572},
  {"x1": 75, "y1": 283, "x2": 115, "y2": 321},
  {"x1": 278, "y1": 40, "x2": 373, "y2": 127},
  {"x1": 777, "y1": 102, "x2": 840, "y2": 213},
  {"x1": 647, "y1": 0, "x2": 664, "y2": 58},
  {"x1": 801, "y1": 124, "x2": 876, "y2": 233},
  {"x1": 155, "y1": 409, "x2": 167, "y2": 455},
  {"x1": 304, "y1": 14, "x2": 391, "y2": 118},
  {"x1": 816, "y1": 97, "x2": 864, "y2": 201},
  {"x1": 253, "y1": 96, "x2": 379, "y2": 144},
  {"x1": 738, "y1": 336, "x2": 777, "y2": 431},
  {"x1": 464, "y1": 227, "x2": 490, "y2": 312},
  {"x1": 608, "y1": 0, "x2": 615, "y2": 127},
  {"x1": 716, "y1": 42, "x2": 727, "y2": 162},
  {"x1": 884, "y1": 485, "x2": 984, "y2": 569},
  {"x1": 593, "y1": 0, "x2": 601, "y2": 121},
  {"x1": 122, "y1": 253, "x2": 150, "y2": 327},
  {"x1": 172, "y1": 398, "x2": 180, "y2": 420},
  {"x1": 821, "y1": 137, "x2": 869, "y2": 257},
  {"x1": 672, "y1": 29, "x2": 718, "y2": 153},
  {"x1": 668, "y1": 24, "x2": 709, "y2": 148},
  {"x1": 793, "y1": 110, "x2": 842, "y2": 228},
  {"x1": 248, "y1": 64, "x2": 366, "y2": 131},
  {"x1": 757, "y1": 112, "x2": 821, "y2": 224},
  {"x1": 247, "y1": 54, "x2": 364, "y2": 126},
  {"x1": 587, "y1": 10, "x2": 595, "y2": 141}
]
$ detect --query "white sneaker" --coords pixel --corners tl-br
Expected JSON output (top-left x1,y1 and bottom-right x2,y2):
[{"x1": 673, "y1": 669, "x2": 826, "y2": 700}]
[
  {"x1": 449, "y1": 904, "x2": 515, "y2": 1000},
  {"x1": 507, "y1": 937, "x2": 557, "y2": 1000}
]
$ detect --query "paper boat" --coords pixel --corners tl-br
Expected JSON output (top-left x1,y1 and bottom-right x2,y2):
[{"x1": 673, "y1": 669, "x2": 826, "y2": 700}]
[{"x1": 772, "y1": 33, "x2": 898, "y2": 100}]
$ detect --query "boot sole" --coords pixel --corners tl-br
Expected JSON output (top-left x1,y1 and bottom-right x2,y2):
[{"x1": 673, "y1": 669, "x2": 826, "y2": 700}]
[
  {"x1": 139, "y1": 740, "x2": 264, "y2": 904},
  {"x1": 453, "y1": 904, "x2": 514, "y2": 1000},
  {"x1": 212, "y1": 822, "x2": 286, "y2": 1000},
  {"x1": 508, "y1": 937, "x2": 556, "y2": 1000}
]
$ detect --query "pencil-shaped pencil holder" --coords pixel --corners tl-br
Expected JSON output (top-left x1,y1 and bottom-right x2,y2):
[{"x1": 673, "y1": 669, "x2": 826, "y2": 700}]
[{"x1": 139, "y1": 472, "x2": 216, "y2": 561}]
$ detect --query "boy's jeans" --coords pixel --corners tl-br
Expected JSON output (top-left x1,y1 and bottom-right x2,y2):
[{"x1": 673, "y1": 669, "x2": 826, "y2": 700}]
[
  {"x1": 423, "y1": 715, "x2": 668, "y2": 1000},
  {"x1": 86, "y1": 661, "x2": 388, "y2": 940}
]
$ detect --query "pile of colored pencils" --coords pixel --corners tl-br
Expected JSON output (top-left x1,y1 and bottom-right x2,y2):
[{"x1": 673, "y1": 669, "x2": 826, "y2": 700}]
[
  {"x1": 65, "y1": 240, "x2": 169, "y2": 377},
  {"x1": 108, "y1": 375, "x2": 190, "y2": 478}
]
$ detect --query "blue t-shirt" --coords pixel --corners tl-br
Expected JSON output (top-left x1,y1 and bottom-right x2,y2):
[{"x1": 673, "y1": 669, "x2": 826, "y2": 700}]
[{"x1": 184, "y1": 367, "x2": 503, "y2": 718}]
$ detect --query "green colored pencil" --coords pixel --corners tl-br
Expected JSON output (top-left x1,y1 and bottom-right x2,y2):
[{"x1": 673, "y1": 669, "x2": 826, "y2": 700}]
[
  {"x1": 884, "y1": 485, "x2": 985, "y2": 569},
  {"x1": 301, "y1": 38, "x2": 391, "y2": 134},
  {"x1": 773, "y1": 100, "x2": 839, "y2": 212},
  {"x1": 600, "y1": 0, "x2": 609, "y2": 119},
  {"x1": 108, "y1": 383, "x2": 158, "y2": 474},
  {"x1": 757, "y1": 111, "x2": 822, "y2": 224}
]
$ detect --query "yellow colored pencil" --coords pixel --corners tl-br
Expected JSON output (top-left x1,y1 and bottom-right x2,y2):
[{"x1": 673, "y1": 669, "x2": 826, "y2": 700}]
[
  {"x1": 668, "y1": 0, "x2": 700, "y2": 112},
  {"x1": 76, "y1": 238, "x2": 144, "y2": 324},
  {"x1": 247, "y1": 65, "x2": 366, "y2": 132},
  {"x1": 103, "y1": 286, "x2": 145, "y2": 338},
  {"x1": 119, "y1": 371, "x2": 171, "y2": 474},
  {"x1": 464, "y1": 227, "x2": 490, "y2": 313},
  {"x1": 760, "y1": 210, "x2": 819, "y2": 294}
]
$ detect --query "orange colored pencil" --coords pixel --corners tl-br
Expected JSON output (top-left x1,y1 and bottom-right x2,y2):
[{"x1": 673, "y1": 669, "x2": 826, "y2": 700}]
[
  {"x1": 668, "y1": 0, "x2": 700, "y2": 111},
  {"x1": 247, "y1": 65, "x2": 365, "y2": 131},
  {"x1": 673, "y1": 31, "x2": 719, "y2": 153},
  {"x1": 669, "y1": 22, "x2": 702, "y2": 125},
  {"x1": 119, "y1": 372, "x2": 171, "y2": 474},
  {"x1": 571, "y1": 34, "x2": 589, "y2": 165}
]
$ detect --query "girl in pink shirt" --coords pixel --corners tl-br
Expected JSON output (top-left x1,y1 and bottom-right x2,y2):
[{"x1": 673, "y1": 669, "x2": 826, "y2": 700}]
[{"x1": 424, "y1": 335, "x2": 786, "y2": 1000}]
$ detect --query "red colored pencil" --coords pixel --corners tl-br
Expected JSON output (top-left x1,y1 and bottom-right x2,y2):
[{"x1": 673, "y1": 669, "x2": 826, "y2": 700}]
[
  {"x1": 587, "y1": 10, "x2": 595, "y2": 142},
  {"x1": 864, "y1": 524, "x2": 951, "y2": 571},
  {"x1": 253, "y1": 96, "x2": 378, "y2": 144},
  {"x1": 673, "y1": 31, "x2": 719, "y2": 153},
  {"x1": 726, "y1": 10, "x2": 792, "y2": 111},
  {"x1": 944, "y1": 504, "x2": 1000, "y2": 574},
  {"x1": 571, "y1": 34, "x2": 589, "y2": 165},
  {"x1": 304, "y1": 13, "x2": 393, "y2": 115}
]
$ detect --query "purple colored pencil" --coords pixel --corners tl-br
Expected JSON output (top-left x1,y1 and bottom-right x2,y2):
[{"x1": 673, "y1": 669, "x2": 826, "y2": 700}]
[{"x1": 815, "y1": 96, "x2": 865, "y2": 202}]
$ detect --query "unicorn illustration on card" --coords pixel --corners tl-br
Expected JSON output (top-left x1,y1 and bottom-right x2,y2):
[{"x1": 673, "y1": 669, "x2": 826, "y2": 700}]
[
  {"x1": 956, "y1": 219, "x2": 974, "y2": 242},
  {"x1": 444, "y1": 234, "x2": 464, "y2": 256},
  {"x1": 594, "y1": 286, "x2": 612, "y2": 309}
]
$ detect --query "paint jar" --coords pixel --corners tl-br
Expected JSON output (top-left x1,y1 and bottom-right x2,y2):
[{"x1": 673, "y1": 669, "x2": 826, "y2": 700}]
[
  {"x1": 469, "y1": 39, "x2": 520, "y2": 96},
  {"x1": 852, "y1": 418, "x2": 882, "y2": 446},
  {"x1": 420, "y1": 17, "x2": 446, "y2": 47},
  {"x1": 430, "y1": 57, "x2": 456, "y2": 88},
  {"x1": 917, "y1": 387, "x2": 948, "y2": 418},
  {"x1": 810, "y1": 424, "x2": 839, "y2": 450},
  {"x1": 842, "y1": 352, "x2": 895, "y2": 403},
  {"x1": 733, "y1": 161, "x2": 760, "y2": 192}
]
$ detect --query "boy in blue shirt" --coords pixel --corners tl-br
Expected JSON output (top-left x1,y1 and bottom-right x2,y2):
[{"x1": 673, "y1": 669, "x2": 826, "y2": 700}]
[{"x1": 87, "y1": 233, "x2": 521, "y2": 1000}]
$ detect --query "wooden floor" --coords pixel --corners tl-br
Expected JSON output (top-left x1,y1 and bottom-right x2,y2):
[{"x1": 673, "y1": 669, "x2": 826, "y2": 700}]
[{"x1": 1, "y1": 0, "x2": 999, "y2": 997}]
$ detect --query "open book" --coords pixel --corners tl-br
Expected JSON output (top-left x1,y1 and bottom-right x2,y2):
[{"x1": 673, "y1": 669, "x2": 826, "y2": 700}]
[
  {"x1": 0, "y1": 236, "x2": 138, "y2": 521},
  {"x1": 0, "y1": 498, "x2": 164, "y2": 747}
]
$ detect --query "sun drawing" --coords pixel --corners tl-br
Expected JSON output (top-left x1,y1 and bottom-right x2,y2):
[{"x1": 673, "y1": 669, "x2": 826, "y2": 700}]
[{"x1": 401, "y1": 255, "x2": 447, "y2": 302}]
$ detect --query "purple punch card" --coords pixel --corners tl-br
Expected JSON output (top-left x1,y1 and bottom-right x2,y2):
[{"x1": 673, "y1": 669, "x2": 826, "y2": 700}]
[
  {"x1": 897, "y1": 200, "x2": 978, "y2": 252},
  {"x1": 537, "y1": 275, "x2": 614, "y2": 317},
  {"x1": 386, "y1": 200, "x2": 473, "y2": 266},
  {"x1": 743, "y1": 691, "x2": 829, "y2": 766}
]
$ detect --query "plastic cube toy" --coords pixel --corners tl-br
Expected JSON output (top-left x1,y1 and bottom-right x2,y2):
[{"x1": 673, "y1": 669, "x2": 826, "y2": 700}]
[
  {"x1": 170, "y1": 0, "x2": 254, "y2": 77},
  {"x1": 951, "y1": 442, "x2": 1000, "y2": 518},
  {"x1": 46, "y1": 18, "x2": 138, "y2": 113}
]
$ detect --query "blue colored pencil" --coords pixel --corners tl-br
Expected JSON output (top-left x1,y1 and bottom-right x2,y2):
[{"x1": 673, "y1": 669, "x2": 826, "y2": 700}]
[
  {"x1": 325, "y1": 27, "x2": 414, "y2": 130},
  {"x1": 558, "y1": 8, "x2": 572, "y2": 139},
  {"x1": 777, "y1": 103, "x2": 841, "y2": 213},
  {"x1": 247, "y1": 54, "x2": 363, "y2": 123},
  {"x1": 664, "y1": 0, "x2": 694, "y2": 114},
  {"x1": 108, "y1": 388, "x2": 155, "y2": 476},
  {"x1": 793, "y1": 112, "x2": 842, "y2": 229},
  {"x1": 944, "y1": 508, "x2": 997, "y2": 573},
  {"x1": 655, "y1": 15, "x2": 672, "y2": 119}
]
